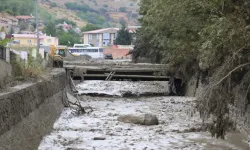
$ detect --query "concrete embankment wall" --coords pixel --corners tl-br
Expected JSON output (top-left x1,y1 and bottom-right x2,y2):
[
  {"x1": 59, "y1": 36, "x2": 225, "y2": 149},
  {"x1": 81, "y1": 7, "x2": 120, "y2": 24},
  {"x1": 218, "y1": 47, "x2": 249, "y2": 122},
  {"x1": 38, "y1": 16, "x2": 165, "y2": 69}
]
[
  {"x1": 185, "y1": 78, "x2": 250, "y2": 138},
  {"x1": 0, "y1": 68, "x2": 66, "y2": 150},
  {"x1": 0, "y1": 59, "x2": 12, "y2": 88}
]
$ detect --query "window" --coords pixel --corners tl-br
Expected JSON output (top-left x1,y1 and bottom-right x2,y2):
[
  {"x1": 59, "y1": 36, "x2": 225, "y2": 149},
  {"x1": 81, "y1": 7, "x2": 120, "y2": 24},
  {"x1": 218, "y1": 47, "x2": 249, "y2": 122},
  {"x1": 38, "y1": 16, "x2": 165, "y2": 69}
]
[
  {"x1": 96, "y1": 34, "x2": 99, "y2": 40},
  {"x1": 99, "y1": 48, "x2": 103, "y2": 52},
  {"x1": 103, "y1": 33, "x2": 110, "y2": 39},
  {"x1": 27, "y1": 40, "x2": 31, "y2": 43},
  {"x1": 88, "y1": 34, "x2": 92, "y2": 40},
  {"x1": 47, "y1": 39, "x2": 52, "y2": 43}
]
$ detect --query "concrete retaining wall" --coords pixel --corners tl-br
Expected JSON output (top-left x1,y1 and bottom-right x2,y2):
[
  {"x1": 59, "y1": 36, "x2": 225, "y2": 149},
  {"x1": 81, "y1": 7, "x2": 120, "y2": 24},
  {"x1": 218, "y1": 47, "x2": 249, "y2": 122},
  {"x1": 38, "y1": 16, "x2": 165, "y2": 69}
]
[
  {"x1": 0, "y1": 68, "x2": 66, "y2": 150},
  {"x1": 229, "y1": 105, "x2": 250, "y2": 135},
  {"x1": 185, "y1": 77, "x2": 250, "y2": 138},
  {"x1": 0, "y1": 59, "x2": 12, "y2": 88}
]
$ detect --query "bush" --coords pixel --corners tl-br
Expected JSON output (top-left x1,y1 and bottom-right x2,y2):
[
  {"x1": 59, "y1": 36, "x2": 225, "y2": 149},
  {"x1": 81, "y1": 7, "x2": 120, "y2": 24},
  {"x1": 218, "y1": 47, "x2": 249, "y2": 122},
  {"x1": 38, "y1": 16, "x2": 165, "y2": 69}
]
[
  {"x1": 50, "y1": 2, "x2": 57, "y2": 7},
  {"x1": 11, "y1": 50, "x2": 45, "y2": 79}
]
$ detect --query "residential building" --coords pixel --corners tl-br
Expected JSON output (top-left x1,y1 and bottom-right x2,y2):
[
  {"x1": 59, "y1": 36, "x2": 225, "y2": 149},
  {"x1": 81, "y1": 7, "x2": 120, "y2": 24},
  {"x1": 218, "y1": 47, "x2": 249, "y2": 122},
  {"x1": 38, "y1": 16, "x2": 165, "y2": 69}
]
[
  {"x1": 42, "y1": 36, "x2": 59, "y2": 47},
  {"x1": 127, "y1": 26, "x2": 141, "y2": 34},
  {"x1": 82, "y1": 26, "x2": 141, "y2": 47},
  {"x1": 56, "y1": 22, "x2": 73, "y2": 32},
  {"x1": 12, "y1": 33, "x2": 58, "y2": 47},
  {"x1": 83, "y1": 28, "x2": 119, "y2": 47},
  {"x1": 104, "y1": 45, "x2": 133, "y2": 59},
  {"x1": 15, "y1": 15, "x2": 35, "y2": 23},
  {"x1": 0, "y1": 17, "x2": 20, "y2": 34}
]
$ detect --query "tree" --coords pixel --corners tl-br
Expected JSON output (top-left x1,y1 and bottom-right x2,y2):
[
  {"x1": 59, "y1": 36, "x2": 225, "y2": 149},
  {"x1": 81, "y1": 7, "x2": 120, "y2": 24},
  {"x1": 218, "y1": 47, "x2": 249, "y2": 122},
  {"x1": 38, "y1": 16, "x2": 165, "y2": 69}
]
[
  {"x1": 50, "y1": 2, "x2": 57, "y2": 7},
  {"x1": 115, "y1": 24, "x2": 132, "y2": 45},
  {"x1": 135, "y1": 0, "x2": 250, "y2": 139},
  {"x1": 58, "y1": 30, "x2": 81, "y2": 46},
  {"x1": 9, "y1": 26, "x2": 14, "y2": 35},
  {"x1": 45, "y1": 21, "x2": 56, "y2": 36},
  {"x1": 0, "y1": 0, "x2": 34, "y2": 15},
  {"x1": 81, "y1": 23, "x2": 101, "y2": 32}
]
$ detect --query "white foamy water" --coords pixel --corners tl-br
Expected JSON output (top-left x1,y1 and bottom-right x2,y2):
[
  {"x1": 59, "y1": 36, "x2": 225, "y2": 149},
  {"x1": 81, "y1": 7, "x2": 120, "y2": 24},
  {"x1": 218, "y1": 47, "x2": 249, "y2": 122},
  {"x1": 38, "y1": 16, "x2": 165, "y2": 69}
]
[
  {"x1": 39, "y1": 81, "x2": 249, "y2": 150},
  {"x1": 76, "y1": 81, "x2": 169, "y2": 96}
]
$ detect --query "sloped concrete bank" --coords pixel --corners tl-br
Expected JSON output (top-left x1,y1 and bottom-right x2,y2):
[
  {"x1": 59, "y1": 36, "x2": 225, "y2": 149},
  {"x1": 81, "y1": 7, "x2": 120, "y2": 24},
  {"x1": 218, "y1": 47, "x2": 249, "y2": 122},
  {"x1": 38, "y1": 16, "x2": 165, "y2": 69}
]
[{"x1": 0, "y1": 68, "x2": 66, "y2": 150}]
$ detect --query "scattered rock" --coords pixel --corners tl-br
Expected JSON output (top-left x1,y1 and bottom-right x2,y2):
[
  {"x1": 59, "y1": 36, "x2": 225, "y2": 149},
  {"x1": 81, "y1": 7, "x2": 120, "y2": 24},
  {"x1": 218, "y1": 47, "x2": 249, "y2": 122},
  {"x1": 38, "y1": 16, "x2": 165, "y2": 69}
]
[
  {"x1": 93, "y1": 137, "x2": 106, "y2": 140},
  {"x1": 118, "y1": 114, "x2": 159, "y2": 126},
  {"x1": 121, "y1": 91, "x2": 133, "y2": 97}
]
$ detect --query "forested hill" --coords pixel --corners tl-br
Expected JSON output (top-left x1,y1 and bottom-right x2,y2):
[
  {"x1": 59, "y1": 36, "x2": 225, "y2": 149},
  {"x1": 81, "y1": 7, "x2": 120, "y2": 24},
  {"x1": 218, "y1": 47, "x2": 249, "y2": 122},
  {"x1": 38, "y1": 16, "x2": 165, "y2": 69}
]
[
  {"x1": 39, "y1": 0, "x2": 140, "y2": 27},
  {"x1": 0, "y1": 0, "x2": 34, "y2": 15},
  {"x1": 0, "y1": 0, "x2": 140, "y2": 28}
]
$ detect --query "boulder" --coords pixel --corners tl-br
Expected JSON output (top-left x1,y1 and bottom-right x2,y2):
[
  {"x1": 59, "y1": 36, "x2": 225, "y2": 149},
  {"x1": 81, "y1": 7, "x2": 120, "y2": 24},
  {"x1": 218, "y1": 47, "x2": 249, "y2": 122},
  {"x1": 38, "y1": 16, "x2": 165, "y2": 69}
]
[{"x1": 118, "y1": 114, "x2": 159, "y2": 126}]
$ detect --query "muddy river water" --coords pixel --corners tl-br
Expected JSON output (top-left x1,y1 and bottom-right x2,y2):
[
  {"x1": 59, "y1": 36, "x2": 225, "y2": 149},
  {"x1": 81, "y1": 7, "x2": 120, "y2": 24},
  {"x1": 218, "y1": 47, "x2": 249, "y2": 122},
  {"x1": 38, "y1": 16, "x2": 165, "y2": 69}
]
[{"x1": 38, "y1": 81, "x2": 249, "y2": 150}]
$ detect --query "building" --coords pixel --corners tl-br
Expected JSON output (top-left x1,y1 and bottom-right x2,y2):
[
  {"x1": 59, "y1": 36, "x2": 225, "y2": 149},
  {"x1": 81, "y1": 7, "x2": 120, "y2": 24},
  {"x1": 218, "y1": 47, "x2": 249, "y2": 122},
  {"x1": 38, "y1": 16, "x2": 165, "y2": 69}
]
[
  {"x1": 12, "y1": 33, "x2": 59, "y2": 47},
  {"x1": 15, "y1": 15, "x2": 35, "y2": 23},
  {"x1": 104, "y1": 45, "x2": 133, "y2": 59},
  {"x1": 82, "y1": 26, "x2": 141, "y2": 47},
  {"x1": 56, "y1": 22, "x2": 73, "y2": 32},
  {"x1": 83, "y1": 28, "x2": 119, "y2": 47},
  {"x1": 0, "y1": 17, "x2": 20, "y2": 34}
]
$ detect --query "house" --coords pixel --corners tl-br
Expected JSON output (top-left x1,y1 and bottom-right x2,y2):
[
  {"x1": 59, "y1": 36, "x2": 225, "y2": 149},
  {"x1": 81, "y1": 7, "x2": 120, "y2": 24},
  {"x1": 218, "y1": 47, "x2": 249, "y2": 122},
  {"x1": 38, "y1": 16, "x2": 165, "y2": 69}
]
[
  {"x1": 104, "y1": 45, "x2": 133, "y2": 59},
  {"x1": 12, "y1": 33, "x2": 58, "y2": 47},
  {"x1": 56, "y1": 22, "x2": 73, "y2": 32},
  {"x1": 82, "y1": 28, "x2": 119, "y2": 47},
  {"x1": 127, "y1": 26, "x2": 141, "y2": 34},
  {"x1": 16, "y1": 15, "x2": 35, "y2": 23},
  {"x1": 82, "y1": 26, "x2": 141, "y2": 47},
  {"x1": 6, "y1": 16, "x2": 18, "y2": 25},
  {"x1": 0, "y1": 17, "x2": 20, "y2": 34}
]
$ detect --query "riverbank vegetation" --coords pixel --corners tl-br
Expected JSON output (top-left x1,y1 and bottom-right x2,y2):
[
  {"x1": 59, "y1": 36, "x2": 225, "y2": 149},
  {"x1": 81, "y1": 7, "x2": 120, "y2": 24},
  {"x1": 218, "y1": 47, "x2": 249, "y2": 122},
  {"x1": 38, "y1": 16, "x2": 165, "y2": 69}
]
[{"x1": 135, "y1": 0, "x2": 250, "y2": 138}]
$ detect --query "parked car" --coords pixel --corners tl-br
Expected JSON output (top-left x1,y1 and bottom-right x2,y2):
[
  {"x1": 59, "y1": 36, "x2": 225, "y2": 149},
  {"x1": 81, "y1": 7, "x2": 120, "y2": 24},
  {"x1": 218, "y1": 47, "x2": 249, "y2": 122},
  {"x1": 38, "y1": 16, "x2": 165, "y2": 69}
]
[{"x1": 105, "y1": 54, "x2": 113, "y2": 59}]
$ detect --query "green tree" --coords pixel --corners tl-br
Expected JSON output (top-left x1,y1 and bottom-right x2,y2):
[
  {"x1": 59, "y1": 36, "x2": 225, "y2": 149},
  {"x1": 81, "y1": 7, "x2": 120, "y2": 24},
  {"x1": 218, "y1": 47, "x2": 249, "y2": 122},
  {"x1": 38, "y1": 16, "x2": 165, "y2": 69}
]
[
  {"x1": 115, "y1": 24, "x2": 132, "y2": 45},
  {"x1": 81, "y1": 23, "x2": 101, "y2": 32},
  {"x1": 58, "y1": 30, "x2": 81, "y2": 46},
  {"x1": 9, "y1": 26, "x2": 14, "y2": 35},
  {"x1": 0, "y1": 0, "x2": 34, "y2": 15},
  {"x1": 45, "y1": 21, "x2": 56, "y2": 36},
  {"x1": 135, "y1": 0, "x2": 250, "y2": 139},
  {"x1": 50, "y1": 2, "x2": 57, "y2": 7}
]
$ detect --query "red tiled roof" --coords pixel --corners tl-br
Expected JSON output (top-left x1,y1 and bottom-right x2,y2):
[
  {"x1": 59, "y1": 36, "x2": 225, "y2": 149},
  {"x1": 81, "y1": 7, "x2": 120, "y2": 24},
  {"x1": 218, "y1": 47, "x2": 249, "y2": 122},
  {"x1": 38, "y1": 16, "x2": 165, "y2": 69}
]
[
  {"x1": 83, "y1": 28, "x2": 119, "y2": 34},
  {"x1": 13, "y1": 34, "x2": 45, "y2": 39}
]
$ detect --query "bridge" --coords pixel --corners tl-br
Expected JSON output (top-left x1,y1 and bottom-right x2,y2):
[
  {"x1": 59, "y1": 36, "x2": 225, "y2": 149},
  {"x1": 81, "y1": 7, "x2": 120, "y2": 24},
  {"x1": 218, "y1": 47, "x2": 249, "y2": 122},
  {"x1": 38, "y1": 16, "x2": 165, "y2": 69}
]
[{"x1": 63, "y1": 60, "x2": 180, "y2": 81}]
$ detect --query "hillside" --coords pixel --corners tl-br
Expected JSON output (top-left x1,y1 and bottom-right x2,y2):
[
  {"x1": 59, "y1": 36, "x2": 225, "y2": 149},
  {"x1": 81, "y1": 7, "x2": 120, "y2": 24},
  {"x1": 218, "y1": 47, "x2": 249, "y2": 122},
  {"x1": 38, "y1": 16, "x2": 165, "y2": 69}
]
[{"x1": 39, "y1": 0, "x2": 140, "y2": 28}]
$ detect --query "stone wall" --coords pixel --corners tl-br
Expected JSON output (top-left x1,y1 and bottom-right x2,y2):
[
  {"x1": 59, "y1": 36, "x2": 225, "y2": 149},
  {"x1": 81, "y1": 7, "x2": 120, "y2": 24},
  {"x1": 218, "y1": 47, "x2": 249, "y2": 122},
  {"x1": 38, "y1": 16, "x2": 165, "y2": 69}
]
[
  {"x1": 0, "y1": 68, "x2": 66, "y2": 150},
  {"x1": 0, "y1": 59, "x2": 12, "y2": 88}
]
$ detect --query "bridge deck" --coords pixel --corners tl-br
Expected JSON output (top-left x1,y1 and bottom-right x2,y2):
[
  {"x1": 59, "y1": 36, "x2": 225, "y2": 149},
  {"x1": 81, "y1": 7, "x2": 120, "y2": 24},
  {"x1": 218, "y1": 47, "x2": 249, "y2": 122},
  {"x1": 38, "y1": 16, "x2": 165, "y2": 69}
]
[{"x1": 64, "y1": 61, "x2": 179, "y2": 81}]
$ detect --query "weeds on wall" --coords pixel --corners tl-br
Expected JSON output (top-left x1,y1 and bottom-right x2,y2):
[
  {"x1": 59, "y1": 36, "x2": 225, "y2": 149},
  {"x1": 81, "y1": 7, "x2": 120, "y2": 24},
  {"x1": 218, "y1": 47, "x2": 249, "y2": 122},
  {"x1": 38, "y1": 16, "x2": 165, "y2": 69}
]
[{"x1": 11, "y1": 50, "x2": 45, "y2": 81}]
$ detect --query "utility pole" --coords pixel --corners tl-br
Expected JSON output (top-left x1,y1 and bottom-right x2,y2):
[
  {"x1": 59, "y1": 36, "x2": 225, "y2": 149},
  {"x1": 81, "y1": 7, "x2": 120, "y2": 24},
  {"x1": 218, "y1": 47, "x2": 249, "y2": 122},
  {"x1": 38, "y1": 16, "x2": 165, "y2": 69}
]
[{"x1": 35, "y1": 0, "x2": 40, "y2": 54}]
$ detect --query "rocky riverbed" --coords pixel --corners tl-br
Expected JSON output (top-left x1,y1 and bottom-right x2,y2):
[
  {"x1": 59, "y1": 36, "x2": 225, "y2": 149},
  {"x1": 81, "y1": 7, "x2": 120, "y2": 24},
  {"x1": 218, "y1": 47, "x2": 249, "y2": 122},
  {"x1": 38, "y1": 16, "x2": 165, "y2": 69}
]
[{"x1": 38, "y1": 81, "x2": 249, "y2": 150}]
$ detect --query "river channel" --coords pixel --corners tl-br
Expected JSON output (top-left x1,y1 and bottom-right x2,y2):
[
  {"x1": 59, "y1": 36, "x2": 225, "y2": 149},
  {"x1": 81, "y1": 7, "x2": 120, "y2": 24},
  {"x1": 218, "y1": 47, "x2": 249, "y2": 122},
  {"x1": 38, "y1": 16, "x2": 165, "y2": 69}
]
[{"x1": 38, "y1": 81, "x2": 249, "y2": 150}]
